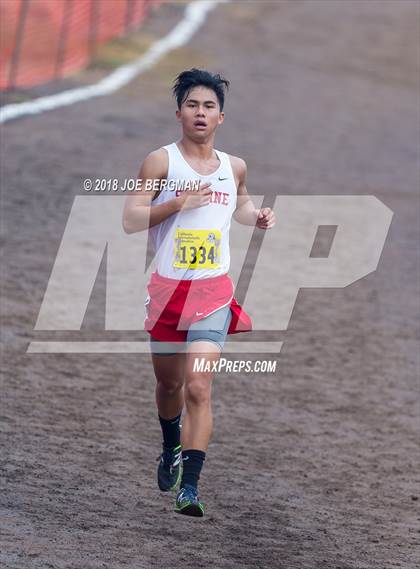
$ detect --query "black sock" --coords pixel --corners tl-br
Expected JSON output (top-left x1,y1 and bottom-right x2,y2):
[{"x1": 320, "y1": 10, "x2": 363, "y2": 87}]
[
  {"x1": 181, "y1": 449, "x2": 206, "y2": 490},
  {"x1": 158, "y1": 413, "x2": 181, "y2": 448}
]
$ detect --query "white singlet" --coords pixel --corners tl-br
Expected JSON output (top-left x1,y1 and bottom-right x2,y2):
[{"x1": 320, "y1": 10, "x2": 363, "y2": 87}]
[{"x1": 149, "y1": 142, "x2": 237, "y2": 280}]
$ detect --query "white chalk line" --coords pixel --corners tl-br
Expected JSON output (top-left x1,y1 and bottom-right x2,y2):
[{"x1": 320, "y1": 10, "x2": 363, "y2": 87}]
[{"x1": 0, "y1": 0, "x2": 227, "y2": 124}]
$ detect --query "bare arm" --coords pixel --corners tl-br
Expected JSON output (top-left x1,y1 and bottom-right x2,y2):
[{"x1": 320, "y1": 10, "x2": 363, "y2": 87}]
[
  {"x1": 231, "y1": 156, "x2": 259, "y2": 226},
  {"x1": 122, "y1": 148, "x2": 212, "y2": 234},
  {"x1": 231, "y1": 156, "x2": 275, "y2": 229}
]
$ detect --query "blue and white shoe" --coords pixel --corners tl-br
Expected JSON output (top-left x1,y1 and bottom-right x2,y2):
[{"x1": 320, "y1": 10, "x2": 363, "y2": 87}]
[
  {"x1": 175, "y1": 484, "x2": 205, "y2": 517},
  {"x1": 157, "y1": 444, "x2": 182, "y2": 492}
]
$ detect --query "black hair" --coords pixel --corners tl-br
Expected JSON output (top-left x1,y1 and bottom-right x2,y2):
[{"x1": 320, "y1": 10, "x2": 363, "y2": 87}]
[{"x1": 172, "y1": 68, "x2": 230, "y2": 111}]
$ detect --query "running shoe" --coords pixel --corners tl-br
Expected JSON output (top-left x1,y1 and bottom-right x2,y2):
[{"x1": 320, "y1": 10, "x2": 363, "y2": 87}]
[
  {"x1": 157, "y1": 444, "x2": 182, "y2": 492},
  {"x1": 174, "y1": 484, "x2": 205, "y2": 517}
]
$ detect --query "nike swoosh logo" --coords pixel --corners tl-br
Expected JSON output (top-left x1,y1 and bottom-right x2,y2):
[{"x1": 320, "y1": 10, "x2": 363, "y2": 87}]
[
  {"x1": 196, "y1": 311, "x2": 204, "y2": 316},
  {"x1": 218, "y1": 177, "x2": 228, "y2": 181}
]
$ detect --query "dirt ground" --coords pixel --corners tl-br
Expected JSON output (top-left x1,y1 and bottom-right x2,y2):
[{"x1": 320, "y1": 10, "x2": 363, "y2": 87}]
[{"x1": 1, "y1": 1, "x2": 419, "y2": 568}]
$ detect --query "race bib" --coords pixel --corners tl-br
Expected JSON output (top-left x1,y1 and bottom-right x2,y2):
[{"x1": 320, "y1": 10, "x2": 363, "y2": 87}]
[{"x1": 173, "y1": 229, "x2": 221, "y2": 269}]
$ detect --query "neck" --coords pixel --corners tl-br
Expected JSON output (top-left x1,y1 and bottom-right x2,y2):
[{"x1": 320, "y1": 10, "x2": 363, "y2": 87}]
[{"x1": 178, "y1": 135, "x2": 216, "y2": 159}]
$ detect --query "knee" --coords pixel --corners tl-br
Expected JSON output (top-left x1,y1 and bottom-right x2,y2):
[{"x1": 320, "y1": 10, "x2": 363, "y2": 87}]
[
  {"x1": 184, "y1": 375, "x2": 211, "y2": 406},
  {"x1": 157, "y1": 377, "x2": 183, "y2": 396}
]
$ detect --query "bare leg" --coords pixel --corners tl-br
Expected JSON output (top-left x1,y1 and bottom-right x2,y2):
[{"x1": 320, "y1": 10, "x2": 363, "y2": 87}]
[
  {"x1": 181, "y1": 341, "x2": 222, "y2": 451},
  {"x1": 152, "y1": 352, "x2": 185, "y2": 420}
]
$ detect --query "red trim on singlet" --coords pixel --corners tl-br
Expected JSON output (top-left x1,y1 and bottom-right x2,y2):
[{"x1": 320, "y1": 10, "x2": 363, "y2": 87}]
[{"x1": 144, "y1": 271, "x2": 252, "y2": 342}]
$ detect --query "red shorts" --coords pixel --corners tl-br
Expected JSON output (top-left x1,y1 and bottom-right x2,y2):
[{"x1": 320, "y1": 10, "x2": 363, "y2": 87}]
[{"x1": 144, "y1": 271, "x2": 252, "y2": 342}]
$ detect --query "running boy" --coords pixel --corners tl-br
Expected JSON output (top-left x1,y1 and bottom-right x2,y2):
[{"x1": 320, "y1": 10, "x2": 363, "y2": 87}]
[{"x1": 122, "y1": 69, "x2": 275, "y2": 517}]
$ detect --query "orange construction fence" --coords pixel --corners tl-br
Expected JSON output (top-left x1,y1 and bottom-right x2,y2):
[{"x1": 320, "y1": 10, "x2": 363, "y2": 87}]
[{"x1": 0, "y1": 0, "x2": 160, "y2": 91}]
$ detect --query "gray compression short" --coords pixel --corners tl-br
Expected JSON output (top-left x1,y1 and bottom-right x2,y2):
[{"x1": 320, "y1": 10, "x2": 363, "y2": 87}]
[{"x1": 150, "y1": 305, "x2": 232, "y2": 355}]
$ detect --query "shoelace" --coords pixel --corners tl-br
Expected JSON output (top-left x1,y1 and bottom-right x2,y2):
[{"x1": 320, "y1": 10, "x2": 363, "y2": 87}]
[
  {"x1": 156, "y1": 446, "x2": 181, "y2": 470},
  {"x1": 178, "y1": 485, "x2": 199, "y2": 503}
]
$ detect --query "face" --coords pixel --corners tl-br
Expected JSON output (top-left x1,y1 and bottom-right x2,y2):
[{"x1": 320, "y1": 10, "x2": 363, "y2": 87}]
[{"x1": 176, "y1": 86, "x2": 224, "y2": 139}]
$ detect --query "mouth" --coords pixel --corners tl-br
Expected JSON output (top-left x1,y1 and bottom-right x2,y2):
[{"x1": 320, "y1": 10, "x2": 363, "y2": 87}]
[{"x1": 194, "y1": 120, "x2": 207, "y2": 129}]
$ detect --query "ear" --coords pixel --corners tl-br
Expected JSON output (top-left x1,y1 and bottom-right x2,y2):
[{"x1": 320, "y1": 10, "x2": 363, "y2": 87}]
[
  {"x1": 218, "y1": 112, "x2": 225, "y2": 125},
  {"x1": 176, "y1": 109, "x2": 181, "y2": 121}
]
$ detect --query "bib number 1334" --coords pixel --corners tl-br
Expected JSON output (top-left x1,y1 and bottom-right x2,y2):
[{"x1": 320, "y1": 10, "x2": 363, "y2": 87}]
[{"x1": 173, "y1": 229, "x2": 221, "y2": 269}]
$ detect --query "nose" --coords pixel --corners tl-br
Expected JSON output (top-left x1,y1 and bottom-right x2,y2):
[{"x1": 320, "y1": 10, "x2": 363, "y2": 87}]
[{"x1": 196, "y1": 105, "x2": 205, "y2": 116}]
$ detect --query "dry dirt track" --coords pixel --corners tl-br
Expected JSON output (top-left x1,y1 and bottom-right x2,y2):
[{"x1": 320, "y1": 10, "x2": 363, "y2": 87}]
[{"x1": 1, "y1": 1, "x2": 419, "y2": 568}]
